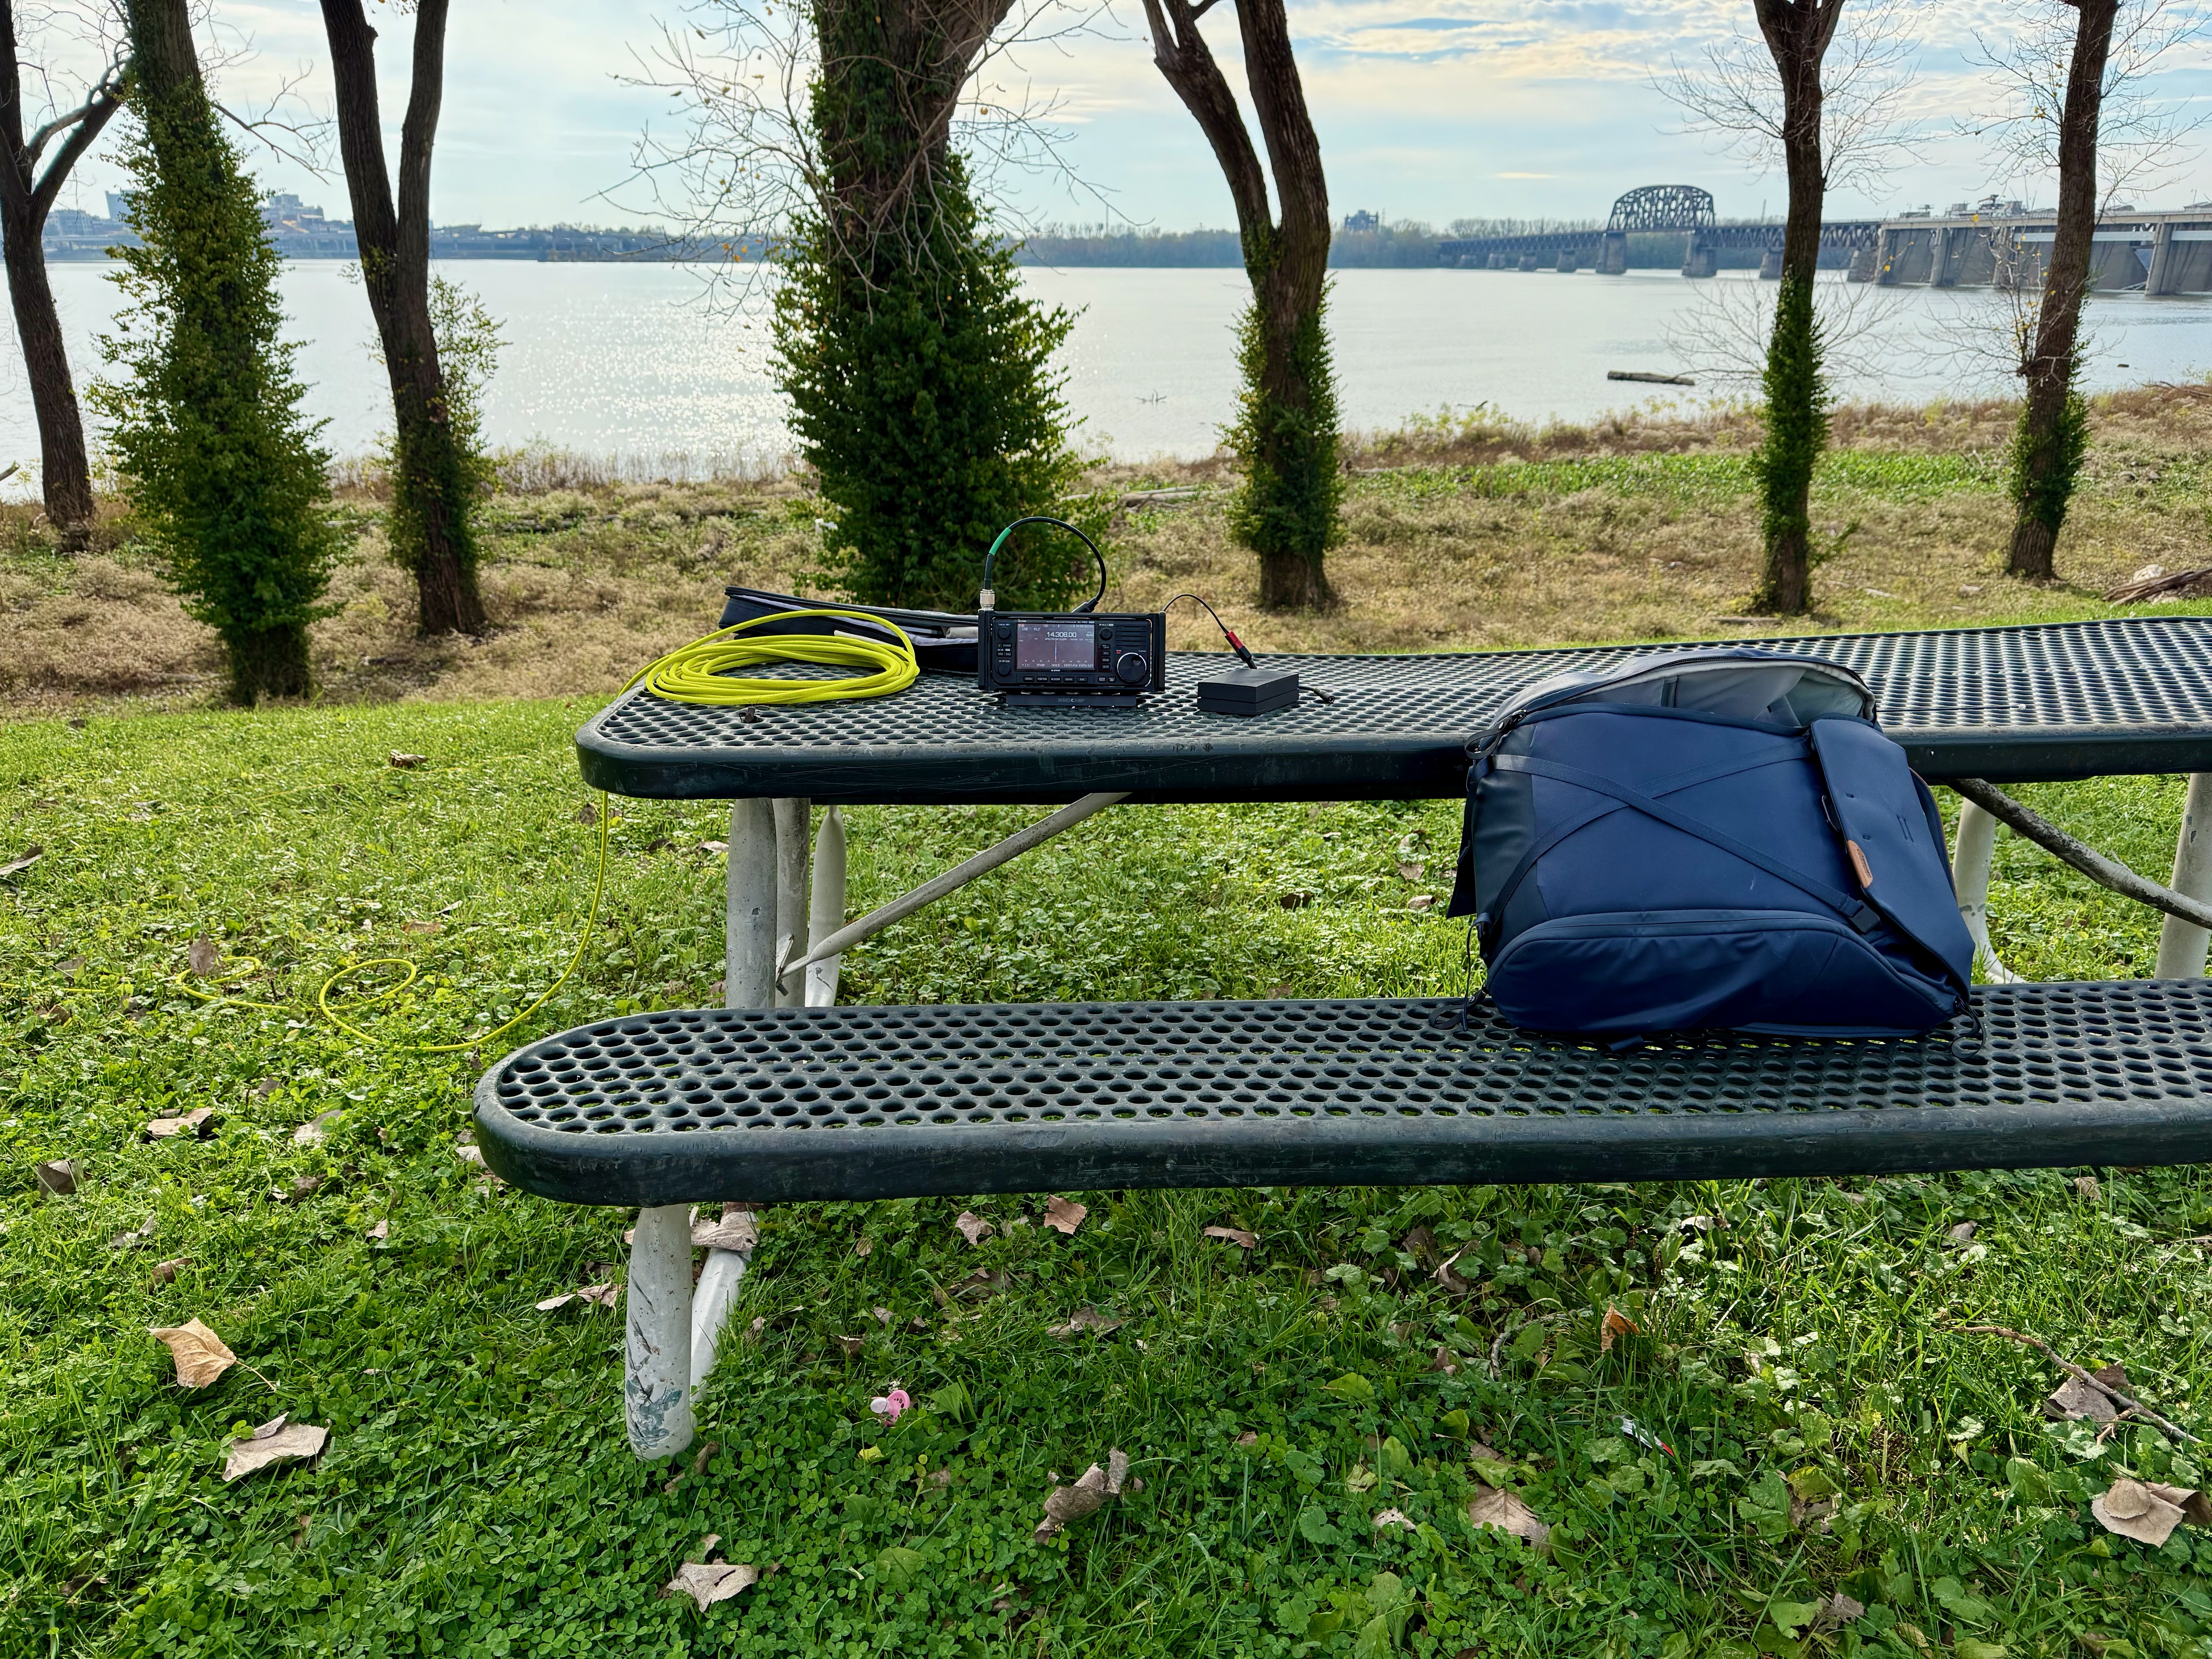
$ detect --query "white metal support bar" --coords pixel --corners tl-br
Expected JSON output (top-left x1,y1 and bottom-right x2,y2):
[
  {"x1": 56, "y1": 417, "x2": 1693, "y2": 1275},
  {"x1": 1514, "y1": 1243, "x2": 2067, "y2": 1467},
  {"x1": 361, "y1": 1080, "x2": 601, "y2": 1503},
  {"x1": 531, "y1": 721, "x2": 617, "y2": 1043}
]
[
  {"x1": 773, "y1": 797, "x2": 811, "y2": 1009},
  {"x1": 805, "y1": 806, "x2": 847, "y2": 1008},
  {"x1": 725, "y1": 798, "x2": 776, "y2": 1008},
  {"x1": 624, "y1": 1203, "x2": 695, "y2": 1458},
  {"x1": 1952, "y1": 799, "x2": 2026, "y2": 984},
  {"x1": 776, "y1": 791, "x2": 1130, "y2": 993},
  {"x1": 2157, "y1": 773, "x2": 2212, "y2": 979},
  {"x1": 689, "y1": 1245, "x2": 750, "y2": 1391}
]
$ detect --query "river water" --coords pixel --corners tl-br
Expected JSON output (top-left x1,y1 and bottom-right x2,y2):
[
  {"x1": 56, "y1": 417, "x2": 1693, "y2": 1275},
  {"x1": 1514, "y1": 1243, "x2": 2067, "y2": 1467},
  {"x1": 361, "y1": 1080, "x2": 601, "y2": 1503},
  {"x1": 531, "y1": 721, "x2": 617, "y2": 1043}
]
[{"x1": 5, "y1": 260, "x2": 2212, "y2": 478}]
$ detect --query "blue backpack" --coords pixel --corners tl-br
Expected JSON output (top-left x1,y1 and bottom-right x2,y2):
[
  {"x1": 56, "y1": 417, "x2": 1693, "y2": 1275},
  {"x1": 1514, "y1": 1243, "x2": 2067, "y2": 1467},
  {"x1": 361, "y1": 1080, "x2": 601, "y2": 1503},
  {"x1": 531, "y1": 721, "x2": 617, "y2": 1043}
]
[{"x1": 1445, "y1": 649, "x2": 1975, "y2": 1038}]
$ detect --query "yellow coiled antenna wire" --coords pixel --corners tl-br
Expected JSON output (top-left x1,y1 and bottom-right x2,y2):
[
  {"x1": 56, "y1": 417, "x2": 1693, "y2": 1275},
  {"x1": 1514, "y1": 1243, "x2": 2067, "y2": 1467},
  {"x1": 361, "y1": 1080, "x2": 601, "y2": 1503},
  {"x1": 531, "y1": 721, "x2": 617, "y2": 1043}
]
[{"x1": 173, "y1": 609, "x2": 920, "y2": 1050}]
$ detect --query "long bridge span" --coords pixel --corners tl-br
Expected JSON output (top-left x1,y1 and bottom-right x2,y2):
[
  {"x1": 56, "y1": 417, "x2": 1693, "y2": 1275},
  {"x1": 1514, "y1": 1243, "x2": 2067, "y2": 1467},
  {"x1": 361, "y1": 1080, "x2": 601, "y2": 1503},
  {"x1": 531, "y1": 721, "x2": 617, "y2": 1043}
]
[{"x1": 1438, "y1": 185, "x2": 1877, "y2": 277}]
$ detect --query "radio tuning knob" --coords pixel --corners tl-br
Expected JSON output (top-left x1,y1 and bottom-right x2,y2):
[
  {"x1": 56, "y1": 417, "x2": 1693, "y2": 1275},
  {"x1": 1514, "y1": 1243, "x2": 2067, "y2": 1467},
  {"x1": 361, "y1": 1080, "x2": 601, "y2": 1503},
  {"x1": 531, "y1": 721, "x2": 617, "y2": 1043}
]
[{"x1": 1115, "y1": 651, "x2": 1150, "y2": 686}]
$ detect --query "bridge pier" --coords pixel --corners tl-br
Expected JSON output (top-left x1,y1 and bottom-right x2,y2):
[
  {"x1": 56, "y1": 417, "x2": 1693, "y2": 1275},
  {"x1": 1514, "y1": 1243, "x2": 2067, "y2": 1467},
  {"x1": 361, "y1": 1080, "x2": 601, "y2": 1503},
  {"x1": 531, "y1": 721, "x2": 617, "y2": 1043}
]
[
  {"x1": 1556, "y1": 249, "x2": 1578, "y2": 272},
  {"x1": 1681, "y1": 239, "x2": 1717, "y2": 279},
  {"x1": 1597, "y1": 231, "x2": 1628, "y2": 275},
  {"x1": 1517, "y1": 252, "x2": 1540, "y2": 270},
  {"x1": 1758, "y1": 248, "x2": 1783, "y2": 280}
]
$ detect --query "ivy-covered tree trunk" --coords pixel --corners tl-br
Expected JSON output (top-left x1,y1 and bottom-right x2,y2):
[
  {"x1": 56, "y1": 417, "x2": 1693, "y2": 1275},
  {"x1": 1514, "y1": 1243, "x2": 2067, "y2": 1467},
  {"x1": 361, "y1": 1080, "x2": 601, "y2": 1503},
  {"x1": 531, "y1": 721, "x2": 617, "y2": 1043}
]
[
  {"x1": 1143, "y1": 0, "x2": 1339, "y2": 611},
  {"x1": 2007, "y1": 0, "x2": 2118, "y2": 583},
  {"x1": 1748, "y1": 0, "x2": 1842, "y2": 617},
  {"x1": 100, "y1": 0, "x2": 335, "y2": 703},
  {"x1": 771, "y1": 0, "x2": 1084, "y2": 613},
  {"x1": 320, "y1": 0, "x2": 484, "y2": 635},
  {"x1": 0, "y1": 5, "x2": 127, "y2": 548}
]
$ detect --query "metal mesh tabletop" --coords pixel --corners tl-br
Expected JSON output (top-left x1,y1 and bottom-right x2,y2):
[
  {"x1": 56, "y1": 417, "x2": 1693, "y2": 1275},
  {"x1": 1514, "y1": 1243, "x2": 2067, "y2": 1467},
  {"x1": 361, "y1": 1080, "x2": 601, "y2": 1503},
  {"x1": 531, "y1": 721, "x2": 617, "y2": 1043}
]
[
  {"x1": 577, "y1": 617, "x2": 2212, "y2": 803},
  {"x1": 474, "y1": 982, "x2": 2212, "y2": 1205}
]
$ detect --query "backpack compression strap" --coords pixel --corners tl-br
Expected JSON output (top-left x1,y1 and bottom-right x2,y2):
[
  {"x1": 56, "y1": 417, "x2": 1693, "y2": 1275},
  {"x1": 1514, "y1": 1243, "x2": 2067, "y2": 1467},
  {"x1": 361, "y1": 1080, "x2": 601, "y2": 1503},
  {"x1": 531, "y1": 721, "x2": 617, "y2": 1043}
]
[{"x1": 1487, "y1": 752, "x2": 1884, "y2": 937}]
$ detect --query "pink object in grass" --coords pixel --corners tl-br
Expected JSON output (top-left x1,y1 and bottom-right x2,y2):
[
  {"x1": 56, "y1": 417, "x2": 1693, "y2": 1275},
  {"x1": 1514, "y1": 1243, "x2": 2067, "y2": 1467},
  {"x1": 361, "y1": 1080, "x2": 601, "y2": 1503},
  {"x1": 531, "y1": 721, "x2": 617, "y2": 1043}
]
[{"x1": 870, "y1": 1388, "x2": 912, "y2": 1424}]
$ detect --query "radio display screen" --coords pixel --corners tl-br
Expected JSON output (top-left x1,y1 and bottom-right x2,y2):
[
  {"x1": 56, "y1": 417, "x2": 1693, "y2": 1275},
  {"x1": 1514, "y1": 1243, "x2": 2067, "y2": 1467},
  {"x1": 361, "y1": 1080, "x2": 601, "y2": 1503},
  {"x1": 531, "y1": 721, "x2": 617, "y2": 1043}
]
[{"x1": 1015, "y1": 621, "x2": 1097, "y2": 671}]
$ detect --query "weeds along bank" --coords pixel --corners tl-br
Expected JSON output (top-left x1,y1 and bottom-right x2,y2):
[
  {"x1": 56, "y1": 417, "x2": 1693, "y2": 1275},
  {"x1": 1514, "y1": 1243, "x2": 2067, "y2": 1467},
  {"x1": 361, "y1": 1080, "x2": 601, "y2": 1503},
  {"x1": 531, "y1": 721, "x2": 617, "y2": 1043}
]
[
  {"x1": 2, "y1": 703, "x2": 2212, "y2": 1653},
  {"x1": 3, "y1": 385, "x2": 2210, "y2": 715}
]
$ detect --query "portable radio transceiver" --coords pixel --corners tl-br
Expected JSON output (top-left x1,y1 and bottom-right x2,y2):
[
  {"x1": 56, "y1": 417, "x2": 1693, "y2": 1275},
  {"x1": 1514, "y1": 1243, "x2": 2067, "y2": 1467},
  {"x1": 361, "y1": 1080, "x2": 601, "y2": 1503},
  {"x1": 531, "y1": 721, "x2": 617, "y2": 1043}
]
[{"x1": 975, "y1": 517, "x2": 1166, "y2": 708}]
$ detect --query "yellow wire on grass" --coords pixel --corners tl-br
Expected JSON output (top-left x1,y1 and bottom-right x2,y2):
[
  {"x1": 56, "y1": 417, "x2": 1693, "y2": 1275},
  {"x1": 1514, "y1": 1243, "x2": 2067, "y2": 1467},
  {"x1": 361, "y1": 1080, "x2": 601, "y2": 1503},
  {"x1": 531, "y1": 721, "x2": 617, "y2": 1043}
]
[
  {"x1": 158, "y1": 610, "x2": 916, "y2": 1050},
  {"x1": 626, "y1": 608, "x2": 919, "y2": 706}
]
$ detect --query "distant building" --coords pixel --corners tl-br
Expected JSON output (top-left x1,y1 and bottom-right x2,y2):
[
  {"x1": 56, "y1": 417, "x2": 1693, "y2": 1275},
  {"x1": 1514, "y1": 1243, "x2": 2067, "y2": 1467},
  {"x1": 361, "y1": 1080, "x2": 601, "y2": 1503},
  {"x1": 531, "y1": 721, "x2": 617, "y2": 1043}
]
[{"x1": 1341, "y1": 210, "x2": 1381, "y2": 233}]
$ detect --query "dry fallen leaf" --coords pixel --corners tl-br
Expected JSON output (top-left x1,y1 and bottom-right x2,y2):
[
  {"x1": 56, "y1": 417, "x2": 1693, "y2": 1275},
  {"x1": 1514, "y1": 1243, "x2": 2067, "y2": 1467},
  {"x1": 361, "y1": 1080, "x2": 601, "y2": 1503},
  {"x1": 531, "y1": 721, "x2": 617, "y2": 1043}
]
[
  {"x1": 255, "y1": 1077, "x2": 282, "y2": 1098},
  {"x1": 1815, "y1": 1594, "x2": 1866, "y2": 1632},
  {"x1": 1470, "y1": 1441, "x2": 1508, "y2": 1465},
  {"x1": 150, "y1": 1318, "x2": 237, "y2": 1388},
  {"x1": 1949, "y1": 1221, "x2": 1978, "y2": 1243},
  {"x1": 577, "y1": 1281, "x2": 620, "y2": 1309},
  {"x1": 278, "y1": 1175, "x2": 323, "y2": 1204},
  {"x1": 223, "y1": 1415, "x2": 328, "y2": 1482},
  {"x1": 0, "y1": 845, "x2": 43, "y2": 879},
  {"x1": 292, "y1": 1110, "x2": 342, "y2": 1147},
  {"x1": 2076, "y1": 1175, "x2": 2102, "y2": 1201},
  {"x1": 833, "y1": 1334, "x2": 867, "y2": 1357},
  {"x1": 151, "y1": 1255, "x2": 191, "y2": 1285},
  {"x1": 1043, "y1": 1195, "x2": 1087, "y2": 1237},
  {"x1": 388, "y1": 752, "x2": 426, "y2": 769},
  {"x1": 2091, "y1": 1477, "x2": 2209, "y2": 1547},
  {"x1": 1468, "y1": 1484, "x2": 1550, "y2": 1553},
  {"x1": 576, "y1": 802, "x2": 599, "y2": 827},
  {"x1": 1204, "y1": 1224, "x2": 1258, "y2": 1250},
  {"x1": 664, "y1": 1562, "x2": 759, "y2": 1610},
  {"x1": 1046, "y1": 1307, "x2": 1123, "y2": 1339},
  {"x1": 691, "y1": 1209, "x2": 760, "y2": 1252},
  {"x1": 1434, "y1": 1247, "x2": 1476, "y2": 1295},
  {"x1": 955, "y1": 1211, "x2": 993, "y2": 1246},
  {"x1": 1034, "y1": 1450, "x2": 1129, "y2": 1539},
  {"x1": 1396, "y1": 860, "x2": 1425, "y2": 882},
  {"x1": 1408, "y1": 894, "x2": 1436, "y2": 912},
  {"x1": 1599, "y1": 1304, "x2": 1640, "y2": 1354},
  {"x1": 535, "y1": 1292, "x2": 576, "y2": 1312},
  {"x1": 2045, "y1": 1363, "x2": 2130, "y2": 1425},
  {"x1": 147, "y1": 1107, "x2": 216, "y2": 1141},
  {"x1": 854, "y1": 1237, "x2": 872, "y2": 1258},
  {"x1": 366, "y1": 1219, "x2": 389, "y2": 1241},
  {"x1": 401, "y1": 919, "x2": 442, "y2": 935},
  {"x1": 110, "y1": 1216, "x2": 158, "y2": 1250},
  {"x1": 1372, "y1": 1508, "x2": 1417, "y2": 1532},
  {"x1": 186, "y1": 937, "x2": 221, "y2": 978}
]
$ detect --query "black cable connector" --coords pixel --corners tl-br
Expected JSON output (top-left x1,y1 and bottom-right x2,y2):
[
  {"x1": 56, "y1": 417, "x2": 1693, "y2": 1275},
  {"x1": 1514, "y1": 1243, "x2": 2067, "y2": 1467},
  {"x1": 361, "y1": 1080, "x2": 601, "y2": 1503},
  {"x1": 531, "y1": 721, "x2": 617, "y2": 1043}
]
[{"x1": 1164, "y1": 593, "x2": 1257, "y2": 668}]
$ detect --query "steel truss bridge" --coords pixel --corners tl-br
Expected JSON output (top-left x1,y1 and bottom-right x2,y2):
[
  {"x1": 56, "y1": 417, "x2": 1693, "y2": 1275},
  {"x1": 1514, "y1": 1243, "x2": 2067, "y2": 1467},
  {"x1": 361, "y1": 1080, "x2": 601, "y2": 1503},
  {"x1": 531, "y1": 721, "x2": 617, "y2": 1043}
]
[{"x1": 1437, "y1": 185, "x2": 1880, "y2": 271}]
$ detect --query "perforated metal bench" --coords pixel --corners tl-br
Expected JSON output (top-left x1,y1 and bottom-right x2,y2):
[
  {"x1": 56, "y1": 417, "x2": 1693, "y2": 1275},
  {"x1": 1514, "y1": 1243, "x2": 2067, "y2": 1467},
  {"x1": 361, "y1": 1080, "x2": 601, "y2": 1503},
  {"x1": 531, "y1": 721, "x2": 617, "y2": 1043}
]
[{"x1": 475, "y1": 982, "x2": 2212, "y2": 1457}]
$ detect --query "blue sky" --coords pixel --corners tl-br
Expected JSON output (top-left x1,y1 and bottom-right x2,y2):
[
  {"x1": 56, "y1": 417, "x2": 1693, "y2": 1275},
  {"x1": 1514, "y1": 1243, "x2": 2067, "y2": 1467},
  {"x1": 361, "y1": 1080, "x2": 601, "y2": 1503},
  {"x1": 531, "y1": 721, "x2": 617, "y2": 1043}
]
[{"x1": 38, "y1": 0, "x2": 2212, "y2": 234}]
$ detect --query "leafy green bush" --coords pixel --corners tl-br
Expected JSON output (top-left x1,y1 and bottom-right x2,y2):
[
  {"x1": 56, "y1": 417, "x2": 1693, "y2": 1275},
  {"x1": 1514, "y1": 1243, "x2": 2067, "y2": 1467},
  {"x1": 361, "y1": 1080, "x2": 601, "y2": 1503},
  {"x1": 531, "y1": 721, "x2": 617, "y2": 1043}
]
[
  {"x1": 1224, "y1": 280, "x2": 1345, "y2": 598},
  {"x1": 774, "y1": 155, "x2": 1088, "y2": 613},
  {"x1": 91, "y1": 70, "x2": 337, "y2": 704}
]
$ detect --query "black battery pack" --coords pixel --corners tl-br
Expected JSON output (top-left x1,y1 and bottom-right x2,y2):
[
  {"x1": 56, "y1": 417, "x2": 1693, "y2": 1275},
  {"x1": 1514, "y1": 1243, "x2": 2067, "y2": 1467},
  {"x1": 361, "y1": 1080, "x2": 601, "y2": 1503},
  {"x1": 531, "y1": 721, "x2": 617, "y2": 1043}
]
[{"x1": 1195, "y1": 666, "x2": 1300, "y2": 717}]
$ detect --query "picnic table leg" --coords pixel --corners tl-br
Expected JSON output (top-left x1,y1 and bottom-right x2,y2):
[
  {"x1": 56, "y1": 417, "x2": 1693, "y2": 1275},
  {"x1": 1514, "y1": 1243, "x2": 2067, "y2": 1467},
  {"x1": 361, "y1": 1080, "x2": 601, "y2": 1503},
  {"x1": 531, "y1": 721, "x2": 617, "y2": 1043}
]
[
  {"x1": 773, "y1": 798, "x2": 811, "y2": 1009},
  {"x1": 2156, "y1": 773, "x2": 2212, "y2": 979},
  {"x1": 805, "y1": 806, "x2": 847, "y2": 1008},
  {"x1": 725, "y1": 798, "x2": 777, "y2": 1008},
  {"x1": 689, "y1": 1237, "x2": 750, "y2": 1391},
  {"x1": 1952, "y1": 800, "x2": 2025, "y2": 984},
  {"x1": 624, "y1": 1202, "x2": 695, "y2": 1458}
]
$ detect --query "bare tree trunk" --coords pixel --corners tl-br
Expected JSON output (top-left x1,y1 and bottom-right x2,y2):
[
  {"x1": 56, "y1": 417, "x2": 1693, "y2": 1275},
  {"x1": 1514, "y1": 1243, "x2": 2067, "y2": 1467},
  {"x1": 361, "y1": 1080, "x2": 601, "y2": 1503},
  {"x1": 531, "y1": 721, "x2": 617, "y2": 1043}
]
[
  {"x1": 2007, "y1": 0, "x2": 2117, "y2": 583},
  {"x1": 1748, "y1": 0, "x2": 1842, "y2": 617},
  {"x1": 0, "y1": 2, "x2": 125, "y2": 548},
  {"x1": 319, "y1": 0, "x2": 485, "y2": 636},
  {"x1": 1142, "y1": 0, "x2": 1338, "y2": 611}
]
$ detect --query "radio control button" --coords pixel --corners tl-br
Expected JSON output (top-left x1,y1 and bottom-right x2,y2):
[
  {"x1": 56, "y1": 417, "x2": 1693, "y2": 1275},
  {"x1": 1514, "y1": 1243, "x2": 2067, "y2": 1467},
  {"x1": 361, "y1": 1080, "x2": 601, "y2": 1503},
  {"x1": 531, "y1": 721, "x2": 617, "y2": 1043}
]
[
  {"x1": 994, "y1": 621, "x2": 1014, "y2": 642},
  {"x1": 1115, "y1": 651, "x2": 1149, "y2": 686}
]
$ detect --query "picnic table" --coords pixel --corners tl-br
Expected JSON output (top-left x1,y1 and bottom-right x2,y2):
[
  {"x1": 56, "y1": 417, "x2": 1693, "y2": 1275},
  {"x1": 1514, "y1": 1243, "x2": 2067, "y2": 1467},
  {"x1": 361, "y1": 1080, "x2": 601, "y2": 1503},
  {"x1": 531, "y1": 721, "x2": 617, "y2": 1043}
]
[{"x1": 481, "y1": 614, "x2": 2212, "y2": 1456}]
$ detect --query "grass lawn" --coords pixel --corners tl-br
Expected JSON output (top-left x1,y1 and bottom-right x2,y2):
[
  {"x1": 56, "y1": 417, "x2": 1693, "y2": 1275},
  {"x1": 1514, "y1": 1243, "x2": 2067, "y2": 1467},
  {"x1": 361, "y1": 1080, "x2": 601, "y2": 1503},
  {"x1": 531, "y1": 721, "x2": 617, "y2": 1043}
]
[{"x1": 5, "y1": 694, "x2": 2212, "y2": 1658}]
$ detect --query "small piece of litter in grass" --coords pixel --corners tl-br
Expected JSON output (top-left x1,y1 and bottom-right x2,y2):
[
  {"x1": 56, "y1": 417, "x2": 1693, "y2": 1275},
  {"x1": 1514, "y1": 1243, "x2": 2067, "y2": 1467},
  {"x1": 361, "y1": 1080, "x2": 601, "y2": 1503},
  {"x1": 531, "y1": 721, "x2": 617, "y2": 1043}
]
[
  {"x1": 2076, "y1": 1175, "x2": 2102, "y2": 1200},
  {"x1": 1205, "y1": 1225, "x2": 1258, "y2": 1250},
  {"x1": 955, "y1": 1211, "x2": 993, "y2": 1246},
  {"x1": 292, "y1": 1110, "x2": 342, "y2": 1147},
  {"x1": 2045, "y1": 1364, "x2": 2130, "y2": 1425},
  {"x1": 110, "y1": 1216, "x2": 157, "y2": 1250},
  {"x1": 1949, "y1": 1220, "x2": 1978, "y2": 1243},
  {"x1": 1047, "y1": 1307, "x2": 1123, "y2": 1339},
  {"x1": 1468, "y1": 1484, "x2": 1550, "y2": 1553},
  {"x1": 147, "y1": 1107, "x2": 215, "y2": 1140},
  {"x1": 0, "y1": 845, "x2": 42, "y2": 878},
  {"x1": 1599, "y1": 1304, "x2": 1639, "y2": 1353},
  {"x1": 690, "y1": 1208, "x2": 759, "y2": 1252},
  {"x1": 367, "y1": 1220, "x2": 388, "y2": 1241},
  {"x1": 871, "y1": 1388, "x2": 911, "y2": 1424},
  {"x1": 223, "y1": 1415, "x2": 328, "y2": 1482},
  {"x1": 388, "y1": 752, "x2": 426, "y2": 769},
  {"x1": 150, "y1": 1317, "x2": 236, "y2": 1388},
  {"x1": 186, "y1": 937, "x2": 221, "y2": 978},
  {"x1": 1043, "y1": 1195, "x2": 1087, "y2": 1236},
  {"x1": 663, "y1": 1562, "x2": 758, "y2": 1610},
  {"x1": 2092, "y1": 1476, "x2": 2212, "y2": 1547},
  {"x1": 1372, "y1": 1508, "x2": 1416, "y2": 1532},
  {"x1": 151, "y1": 1256, "x2": 190, "y2": 1285}
]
